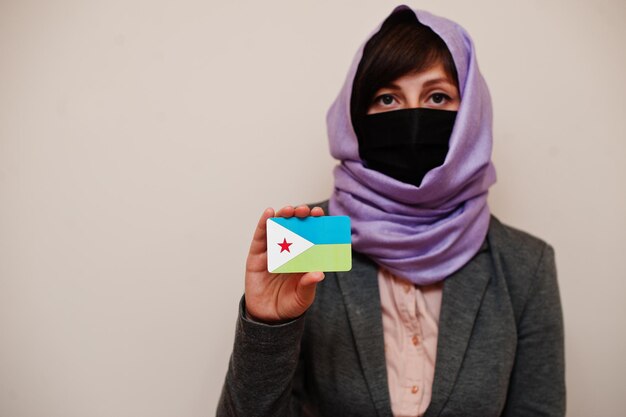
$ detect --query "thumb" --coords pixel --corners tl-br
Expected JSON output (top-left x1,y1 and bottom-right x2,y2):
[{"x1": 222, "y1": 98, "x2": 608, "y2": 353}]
[{"x1": 296, "y1": 272, "x2": 325, "y2": 307}]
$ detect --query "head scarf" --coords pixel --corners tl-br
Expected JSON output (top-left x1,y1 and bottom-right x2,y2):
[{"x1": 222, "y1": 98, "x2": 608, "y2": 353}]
[{"x1": 328, "y1": 5, "x2": 497, "y2": 285}]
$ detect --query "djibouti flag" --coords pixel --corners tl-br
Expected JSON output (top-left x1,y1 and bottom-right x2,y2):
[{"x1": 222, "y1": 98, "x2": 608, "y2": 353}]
[{"x1": 266, "y1": 216, "x2": 352, "y2": 273}]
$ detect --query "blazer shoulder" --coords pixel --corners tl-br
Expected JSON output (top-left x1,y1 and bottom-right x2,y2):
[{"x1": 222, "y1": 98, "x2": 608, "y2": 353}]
[
  {"x1": 488, "y1": 214, "x2": 553, "y2": 265},
  {"x1": 487, "y1": 215, "x2": 557, "y2": 322}
]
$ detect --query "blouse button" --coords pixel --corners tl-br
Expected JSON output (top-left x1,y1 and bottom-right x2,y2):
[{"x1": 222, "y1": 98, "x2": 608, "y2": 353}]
[
  {"x1": 411, "y1": 385, "x2": 419, "y2": 394},
  {"x1": 403, "y1": 283, "x2": 412, "y2": 293},
  {"x1": 412, "y1": 335, "x2": 419, "y2": 346}
]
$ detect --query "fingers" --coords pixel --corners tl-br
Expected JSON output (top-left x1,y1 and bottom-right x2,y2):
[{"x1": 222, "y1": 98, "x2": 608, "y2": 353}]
[
  {"x1": 249, "y1": 207, "x2": 275, "y2": 256},
  {"x1": 277, "y1": 205, "x2": 308, "y2": 218},
  {"x1": 276, "y1": 205, "x2": 295, "y2": 218},
  {"x1": 310, "y1": 206, "x2": 325, "y2": 217},
  {"x1": 294, "y1": 205, "x2": 310, "y2": 218},
  {"x1": 276, "y1": 205, "x2": 325, "y2": 218}
]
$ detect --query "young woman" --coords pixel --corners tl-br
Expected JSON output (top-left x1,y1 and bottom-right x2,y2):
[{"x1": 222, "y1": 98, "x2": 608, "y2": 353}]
[{"x1": 217, "y1": 5, "x2": 565, "y2": 417}]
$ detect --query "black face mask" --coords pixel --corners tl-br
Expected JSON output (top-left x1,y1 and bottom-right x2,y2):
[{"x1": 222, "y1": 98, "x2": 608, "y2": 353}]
[{"x1": 356, "y1": 107, "x2": 457, "y2": 187}]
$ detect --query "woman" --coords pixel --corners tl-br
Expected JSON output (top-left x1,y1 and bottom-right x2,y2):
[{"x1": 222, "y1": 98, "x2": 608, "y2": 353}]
[{"x1": 217, "y1": 5, "x2": 565, "y2": 417}]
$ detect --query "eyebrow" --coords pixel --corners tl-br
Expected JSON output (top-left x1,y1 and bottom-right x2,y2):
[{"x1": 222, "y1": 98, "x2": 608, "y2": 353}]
[
  {"x1": 422, "y1": 77, "x2": 456, "y2": 88},
  {"x1": 381, "y1": 77, "x2": 455, "y2": 91}
]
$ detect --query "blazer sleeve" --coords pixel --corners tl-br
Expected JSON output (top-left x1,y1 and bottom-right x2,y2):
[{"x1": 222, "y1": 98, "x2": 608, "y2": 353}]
[
  {"x1": 502, "y1": 243, "x2": 566, "y2": 417},
  {"x1": 216, "y1": 296, "x2": 306, "y2": 417}
]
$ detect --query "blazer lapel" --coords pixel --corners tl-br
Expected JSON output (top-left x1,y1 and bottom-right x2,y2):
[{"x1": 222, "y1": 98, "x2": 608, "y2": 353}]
[
  {"x1": 424, "y1": 242, "x2": 492, "y2": 417},
  {"x1": 336, "y1": 252, "x2": 393, "y2": 417}
]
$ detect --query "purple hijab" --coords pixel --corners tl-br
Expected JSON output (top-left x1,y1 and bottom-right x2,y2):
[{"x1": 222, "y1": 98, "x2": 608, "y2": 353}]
[{"x1": 328, "y1": 5, "x2": 497, "y2": 285}]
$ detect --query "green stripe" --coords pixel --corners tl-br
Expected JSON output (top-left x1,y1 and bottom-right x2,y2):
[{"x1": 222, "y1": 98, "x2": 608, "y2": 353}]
[{"x1": 272, "y1": 244, "x2": 352, "y2": 273}]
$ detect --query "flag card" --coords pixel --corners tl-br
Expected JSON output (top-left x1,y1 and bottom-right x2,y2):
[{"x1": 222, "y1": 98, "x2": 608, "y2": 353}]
[{"x1": 266, "y1": 216, "x2": 352, "y2": 273}]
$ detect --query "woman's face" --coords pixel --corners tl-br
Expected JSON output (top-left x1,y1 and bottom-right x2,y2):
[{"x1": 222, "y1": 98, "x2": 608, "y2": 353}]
[{"x1": 366, "y1": 61, "x2": 460, "y2": 114}]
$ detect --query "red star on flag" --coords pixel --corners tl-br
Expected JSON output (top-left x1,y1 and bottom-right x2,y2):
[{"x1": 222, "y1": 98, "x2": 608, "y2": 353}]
[{"x1": 278, "y1": 238, "x2": 293, "y2": 253}]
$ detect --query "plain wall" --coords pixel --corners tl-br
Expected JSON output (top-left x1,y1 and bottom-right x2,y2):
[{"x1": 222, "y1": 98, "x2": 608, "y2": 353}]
[{"x1": 1, "y1": 0, "x2": 625, "y2": 416}]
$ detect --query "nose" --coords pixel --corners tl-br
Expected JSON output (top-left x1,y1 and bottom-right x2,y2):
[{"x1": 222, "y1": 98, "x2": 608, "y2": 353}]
[{"x1": 403, "y1": 95, "x2": 421, "y2": 109}]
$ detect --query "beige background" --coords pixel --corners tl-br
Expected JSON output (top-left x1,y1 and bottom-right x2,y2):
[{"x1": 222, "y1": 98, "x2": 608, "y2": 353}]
[{"x1": 1, "y1": 0, "x2": 625, "y2": 416}]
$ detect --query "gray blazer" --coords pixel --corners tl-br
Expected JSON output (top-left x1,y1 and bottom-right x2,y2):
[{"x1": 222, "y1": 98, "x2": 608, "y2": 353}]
[{"x1": 217, "y1": 211, "x2": 565, "y2": 417}]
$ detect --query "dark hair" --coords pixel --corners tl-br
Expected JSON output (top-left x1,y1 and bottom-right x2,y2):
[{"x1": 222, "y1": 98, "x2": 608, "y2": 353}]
[{"x1": 350, "y1": 9, "x2": 459, "y2": 135}]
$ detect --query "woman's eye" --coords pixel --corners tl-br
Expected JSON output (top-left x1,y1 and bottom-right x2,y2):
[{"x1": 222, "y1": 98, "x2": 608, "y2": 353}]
[
  {"x1": 375, "y1": 94, "x2": 395, "y2": 106},
  {"x1": 430, "y1": 93, "x2": 450, "y2": 104}
]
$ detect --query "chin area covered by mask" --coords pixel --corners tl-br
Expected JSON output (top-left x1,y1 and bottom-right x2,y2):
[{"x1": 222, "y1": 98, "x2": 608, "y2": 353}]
[{"x1": 357, "y1": 107, "x2": 457, "y2": 187}]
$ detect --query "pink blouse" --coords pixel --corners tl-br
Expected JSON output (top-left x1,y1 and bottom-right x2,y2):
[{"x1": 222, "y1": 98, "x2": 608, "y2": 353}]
[{"x1": 378, "y1": 268, "x2": 443, "y2": 417}]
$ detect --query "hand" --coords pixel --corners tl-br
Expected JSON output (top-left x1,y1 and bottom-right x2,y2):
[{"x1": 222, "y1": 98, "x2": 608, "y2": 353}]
[{"x1": 244, "y1": 205, "x2": 325, "y2": 324}]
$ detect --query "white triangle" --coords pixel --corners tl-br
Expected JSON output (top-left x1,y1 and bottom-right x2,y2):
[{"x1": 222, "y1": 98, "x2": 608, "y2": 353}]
[{"x1": 266, "y1": 219, "x2": 314, "y2": 272}]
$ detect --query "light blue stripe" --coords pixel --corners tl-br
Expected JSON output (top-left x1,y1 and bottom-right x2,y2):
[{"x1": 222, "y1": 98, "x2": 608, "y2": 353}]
[{"x1": 271, "y1": 216, "x2": 351, "y2": 244}]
